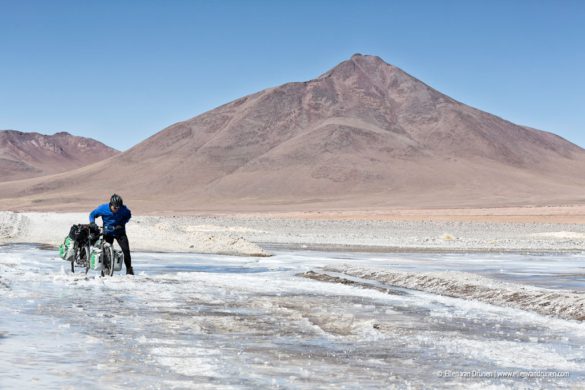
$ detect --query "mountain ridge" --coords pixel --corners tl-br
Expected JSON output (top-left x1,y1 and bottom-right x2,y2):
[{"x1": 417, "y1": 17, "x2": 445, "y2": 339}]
[
  {"x1": 1, "y1": 54, "x2": 584, "y2": 211},
  {"x1": 0, "y1": 130, "x2": 119, "y2": 181}
]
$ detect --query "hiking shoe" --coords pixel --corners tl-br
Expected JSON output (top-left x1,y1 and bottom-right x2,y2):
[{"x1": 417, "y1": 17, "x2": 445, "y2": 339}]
[{"x1": 126, "y1": 267, "x2": 134, "y2": 275}]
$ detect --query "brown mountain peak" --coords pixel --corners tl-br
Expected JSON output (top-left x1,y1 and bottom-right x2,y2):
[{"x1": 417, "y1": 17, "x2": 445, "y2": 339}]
[
  {"x1": 319, "y1": 53, "x2": 395, "y2": 80},
  {"x1": 350, "y1": 53, "x2": 387, "y2": 64}
]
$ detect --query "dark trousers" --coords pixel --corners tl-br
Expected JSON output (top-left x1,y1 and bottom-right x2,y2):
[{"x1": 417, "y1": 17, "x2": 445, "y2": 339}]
[{"x1": 104, "y1": 234, "x2": 132, "y2": 270}]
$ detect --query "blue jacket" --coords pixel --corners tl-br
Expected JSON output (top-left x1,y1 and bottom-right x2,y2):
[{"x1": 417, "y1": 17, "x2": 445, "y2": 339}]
[{"x1": 89, "y1": 203, "x2": 132, "y2": 237}]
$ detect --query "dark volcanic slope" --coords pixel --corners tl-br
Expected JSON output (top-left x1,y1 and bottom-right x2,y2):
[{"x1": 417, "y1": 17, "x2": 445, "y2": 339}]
[
  {"x1": 0, "y1": 130, "x2": 119, "y2": 181},
  {"x1": 1, "y1": 54, "x2": 584, "y2": 211}
]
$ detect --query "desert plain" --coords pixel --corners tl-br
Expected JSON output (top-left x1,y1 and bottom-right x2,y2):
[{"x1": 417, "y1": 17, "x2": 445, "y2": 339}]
[{"x1": 2, "y1": 204, "x2": 585, "y2": 256}]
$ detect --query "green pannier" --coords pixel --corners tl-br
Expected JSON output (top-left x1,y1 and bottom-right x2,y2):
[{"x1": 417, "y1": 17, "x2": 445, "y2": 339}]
[
  {"x1": 90, "y1": 247, "x2": 103, "y2": 271},
  {"x1": 59, "y1": 236, "x2": 75, "y2": 261}
]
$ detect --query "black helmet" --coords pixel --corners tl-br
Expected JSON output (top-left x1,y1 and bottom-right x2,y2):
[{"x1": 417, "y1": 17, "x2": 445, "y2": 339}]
[{"x1": 109, "y1": 194, "x2": 123, "y2": 208}]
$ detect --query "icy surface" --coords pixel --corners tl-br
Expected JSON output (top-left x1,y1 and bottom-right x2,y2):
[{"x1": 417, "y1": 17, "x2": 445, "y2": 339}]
[
  {"x1": 317, "y1": 266, "x2": 585, "y2": 321},
  {"x1": 1, "y1": 245, "x2": 584, "y2": 388}
]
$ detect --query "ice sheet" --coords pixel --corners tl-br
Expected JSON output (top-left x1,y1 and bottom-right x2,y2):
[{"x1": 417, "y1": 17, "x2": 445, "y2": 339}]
[{"x1": 1, "y1": 244, "x2": 584, "y2": 388}]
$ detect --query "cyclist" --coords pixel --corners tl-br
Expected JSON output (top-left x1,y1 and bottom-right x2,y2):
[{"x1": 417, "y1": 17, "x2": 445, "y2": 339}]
[{"x1": 89, "y1": 194, "x2": 134, "y2": 275}]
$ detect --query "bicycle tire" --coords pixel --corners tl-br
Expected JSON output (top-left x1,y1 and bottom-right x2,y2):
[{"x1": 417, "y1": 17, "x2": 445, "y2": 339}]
[
  {"x1": 101, "y1": 243, "x2": 114, "y2": 277},
  {"x1": 84, "y1": 245, "x2": 91, "y2": 274},
  {"x1": 71, "y1": 243, "x2": 78, "y2": 273},
  {"x1": 107, "y1": 244, "x2": 115, "y2": 276},
  {"x1": 109, "y1": 245, "x2": 114, "y2": 276}
]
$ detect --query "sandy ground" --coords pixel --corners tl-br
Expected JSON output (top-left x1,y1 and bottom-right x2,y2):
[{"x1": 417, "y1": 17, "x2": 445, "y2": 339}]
[
  {"x1": 1, "y1": 208, "x2": 585, "y2": 255},
  {"x1": 245, "y1": 205, "x2": 585, "y2": 224}
]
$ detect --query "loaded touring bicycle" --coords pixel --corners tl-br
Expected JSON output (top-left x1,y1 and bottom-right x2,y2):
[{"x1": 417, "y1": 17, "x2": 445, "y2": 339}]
[{"x1": 59, "y1": 224, "x2": 123, "y2": 276}]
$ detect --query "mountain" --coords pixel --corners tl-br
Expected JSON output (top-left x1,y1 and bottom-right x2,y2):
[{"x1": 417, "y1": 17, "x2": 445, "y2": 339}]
[
  {"x1": 0, "y1": 130, "x2": 119, "y2": 181},
  {"x1": 1, "y1": 54, "x2": 585, "y2": 212}
]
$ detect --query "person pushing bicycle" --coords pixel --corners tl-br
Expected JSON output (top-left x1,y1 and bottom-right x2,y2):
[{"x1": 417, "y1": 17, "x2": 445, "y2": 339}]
[{"x1": 89, "y1": 194, "x2": 134, "y2": 275}]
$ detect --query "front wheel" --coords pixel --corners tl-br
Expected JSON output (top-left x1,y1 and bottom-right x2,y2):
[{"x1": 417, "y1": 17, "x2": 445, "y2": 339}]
[
  {"x1": 83, "y1": 245, "x2": 90, "y2": 274},
  {"x1": 71, "y1": 243, "x2": 78, "y2": 273},
  {"x1": 101, "y1": 243, "x2": 115, "y2": 277}
]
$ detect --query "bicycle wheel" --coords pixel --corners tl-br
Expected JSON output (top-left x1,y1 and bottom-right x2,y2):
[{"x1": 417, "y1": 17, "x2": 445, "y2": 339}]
[
  {"x1": 71, "y1": 244, "x2": 78, "y2": 273},
  {"x1": 84, "y1": 245, "x2": 91, "y2": 274},
  {"x1": 101, "y1": 243, "x2": 114, "y2": 277},
  {"x1": 106, "y1": 244, "x2": 115, "y2": 276}
]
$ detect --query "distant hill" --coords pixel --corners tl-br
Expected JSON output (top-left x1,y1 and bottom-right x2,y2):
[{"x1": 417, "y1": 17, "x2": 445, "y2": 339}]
[
  {"x1": 0, "y1": 130, "x2": 118, "y2": 181},
  {"x1": 1, "y1": 54, "x2": 584, "y2": 212}
]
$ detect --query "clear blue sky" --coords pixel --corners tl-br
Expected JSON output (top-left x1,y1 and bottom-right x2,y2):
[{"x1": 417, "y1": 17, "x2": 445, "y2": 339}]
[{"x1": 1, "y1": 0, "x2": 583, "y2": 150}]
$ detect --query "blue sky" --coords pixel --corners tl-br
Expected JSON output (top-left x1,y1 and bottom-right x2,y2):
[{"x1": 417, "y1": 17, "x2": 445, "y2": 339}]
[{"x1": 1, "y1": 0, "x2": 583, "y2": 150}]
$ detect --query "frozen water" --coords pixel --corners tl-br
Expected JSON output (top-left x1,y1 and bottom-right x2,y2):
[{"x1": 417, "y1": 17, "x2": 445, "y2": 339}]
[{"x1": 1, "y1": 244, "x2": 584, "y2": 388}]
